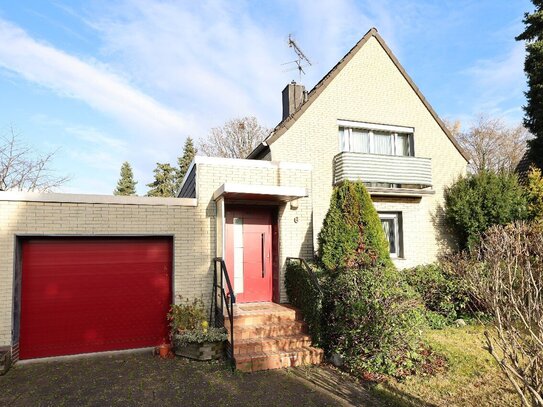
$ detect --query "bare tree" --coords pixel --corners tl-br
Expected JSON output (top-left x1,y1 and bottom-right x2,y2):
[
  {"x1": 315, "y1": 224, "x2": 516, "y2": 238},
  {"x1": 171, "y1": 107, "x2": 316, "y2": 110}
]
[
  {"x1": 0, "y1": 127, "x2": 69, "y2": 192},
  {"x1": 461, "y1": 222, "x2": 543, "y2": 406},
  {"x1": 444, "y1": 115, "x2": 530, "y2": 173},
  {"x1": 199, "y1": 116, "x2": 269, "y2": 159}
]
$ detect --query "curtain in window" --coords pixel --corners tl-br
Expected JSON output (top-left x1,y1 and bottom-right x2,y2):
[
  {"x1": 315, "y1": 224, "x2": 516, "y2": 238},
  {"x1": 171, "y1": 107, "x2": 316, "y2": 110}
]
[
  {"x1": 338, "y1": 128, "x2": 348, "y2": 151},
  {"x1": 380, "y1": 219, "x2": 396, "y2": 254},
  {"x1": 396, "y1": 134, "x2": 410, "y2": 156},
  {"x1": 373, "y1": 131, "x2": 392, "y2": 155},
  {"x1": 351, "y1": 129, "x2": 370, "y2": 153}
]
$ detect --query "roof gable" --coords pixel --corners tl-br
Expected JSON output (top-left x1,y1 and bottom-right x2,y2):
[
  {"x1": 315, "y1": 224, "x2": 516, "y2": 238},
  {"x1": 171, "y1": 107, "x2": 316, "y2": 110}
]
[{"x1": 249, "y1": 28, "x2": 468, "y2": 161}]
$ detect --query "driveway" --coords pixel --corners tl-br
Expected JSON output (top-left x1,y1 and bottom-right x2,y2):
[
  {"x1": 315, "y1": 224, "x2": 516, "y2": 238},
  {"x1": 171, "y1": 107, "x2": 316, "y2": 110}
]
[{"x1": 0, "y1": 352, "x2": 387, "y2": 407}]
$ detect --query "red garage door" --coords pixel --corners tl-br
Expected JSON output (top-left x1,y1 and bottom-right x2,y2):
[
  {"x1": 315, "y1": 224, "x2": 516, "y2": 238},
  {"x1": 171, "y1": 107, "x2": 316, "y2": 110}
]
[{"x1": 19, "y1": 237, "x2": 173, "y2": 360}]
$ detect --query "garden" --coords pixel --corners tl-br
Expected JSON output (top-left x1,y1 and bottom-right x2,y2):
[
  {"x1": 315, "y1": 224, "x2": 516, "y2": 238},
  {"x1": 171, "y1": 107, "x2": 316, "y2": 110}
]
[{"x1": 286, "y1": 170, "x2": 543, "y2": 407}]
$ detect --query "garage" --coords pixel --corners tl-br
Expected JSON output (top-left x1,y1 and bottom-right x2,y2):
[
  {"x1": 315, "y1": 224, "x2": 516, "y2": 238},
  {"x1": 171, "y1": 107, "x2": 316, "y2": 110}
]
[{"x1": 18, "y1": 237, "x2": 173, "y2": 360}]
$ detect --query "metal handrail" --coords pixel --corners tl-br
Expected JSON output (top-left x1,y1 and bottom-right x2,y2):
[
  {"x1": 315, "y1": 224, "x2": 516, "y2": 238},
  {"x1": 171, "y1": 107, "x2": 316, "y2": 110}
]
[
  {"x1": 211, "y1": 257, "x2": 236, "y2": 368},
  {"x1": 286, "y1": 257, "x2": 322, "y2": 295}
]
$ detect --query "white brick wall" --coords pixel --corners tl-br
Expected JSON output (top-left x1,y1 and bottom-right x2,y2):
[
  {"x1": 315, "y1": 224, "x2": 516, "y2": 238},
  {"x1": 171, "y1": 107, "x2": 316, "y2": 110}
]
[
  {"x1": 196, "y1": 162, "x2": 313, "y2": 303},
  {"x1": 0, "y1": 162, "x2": 312, "y2": 348},
  {"x1": 268, "y1": 36, "x2": 467, "y2": 266},
  {"x1": 0, "y1": 197, "x2": 202, "y2": 347}
]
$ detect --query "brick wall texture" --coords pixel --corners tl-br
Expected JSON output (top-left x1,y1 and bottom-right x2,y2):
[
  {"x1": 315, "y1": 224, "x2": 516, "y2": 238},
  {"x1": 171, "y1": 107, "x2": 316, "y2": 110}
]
[
  {"x1": 0, "y1": 162, "x2": 312, "y2": 348},
  {"x1": 268, "y1": 36, "x2": 467, "y2": 268}
]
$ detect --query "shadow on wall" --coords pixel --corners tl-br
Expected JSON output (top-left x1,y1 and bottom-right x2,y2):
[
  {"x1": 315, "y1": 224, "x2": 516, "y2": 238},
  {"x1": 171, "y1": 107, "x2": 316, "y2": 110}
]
[
  {"x1": 298, "y1": 211, "x2": 314, "y2": 259},
  {"x1": 431, "y1": 204, "x2": 460, "y2": 255}
]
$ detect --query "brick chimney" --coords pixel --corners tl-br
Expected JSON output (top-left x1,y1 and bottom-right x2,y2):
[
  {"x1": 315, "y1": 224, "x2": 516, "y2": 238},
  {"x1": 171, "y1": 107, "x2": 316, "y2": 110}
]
[{"x1": 282, "y1": 81, "x2": 307, "y2": 120}]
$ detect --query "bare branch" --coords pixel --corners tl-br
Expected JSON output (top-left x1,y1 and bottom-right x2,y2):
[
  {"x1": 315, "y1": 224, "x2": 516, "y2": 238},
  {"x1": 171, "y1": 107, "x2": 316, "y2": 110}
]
[
  {"x1": 445, "y1": 115, "x2": 530, "y2": 173},
  {"x1": 199, "y1": 116, "x2": 270, "y2": 159},
  {"x1": 458, "y1": 222, "x2": 543, "y2": 405},
  {"x1": 0, "y1": 127, "x2": 69, "y2": 192}
]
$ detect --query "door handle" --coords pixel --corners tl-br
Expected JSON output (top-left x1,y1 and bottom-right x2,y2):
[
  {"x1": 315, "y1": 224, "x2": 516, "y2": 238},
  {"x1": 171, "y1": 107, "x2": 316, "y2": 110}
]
[{"x1": 261, "y1": 233, "x2": 265, "y2": 278}]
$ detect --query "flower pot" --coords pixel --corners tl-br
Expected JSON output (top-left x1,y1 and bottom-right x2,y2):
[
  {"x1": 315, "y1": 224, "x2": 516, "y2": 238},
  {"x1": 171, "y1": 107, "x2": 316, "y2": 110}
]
[
  {"x1": 174, "y1": 341, "x2": 224, "y2": 361},
  {"x1": 157, "y1": 344, "x2": 171, "y2": 358}
]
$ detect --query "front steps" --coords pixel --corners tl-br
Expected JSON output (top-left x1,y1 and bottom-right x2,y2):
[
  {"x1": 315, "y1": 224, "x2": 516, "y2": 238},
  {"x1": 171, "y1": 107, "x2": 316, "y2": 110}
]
[{"x1": 225, "y1": 302, "x2": 323, "y2": 372}]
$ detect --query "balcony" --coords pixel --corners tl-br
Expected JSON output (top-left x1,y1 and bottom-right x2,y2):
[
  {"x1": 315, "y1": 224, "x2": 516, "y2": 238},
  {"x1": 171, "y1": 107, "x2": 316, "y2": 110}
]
[{"x1": 333, "y1": 152, "x2": 433, "y2": 191}]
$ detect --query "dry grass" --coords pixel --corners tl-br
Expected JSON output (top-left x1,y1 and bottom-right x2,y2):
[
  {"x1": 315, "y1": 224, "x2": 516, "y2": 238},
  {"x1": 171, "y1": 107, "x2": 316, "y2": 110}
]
[{"x1": 372, "y1": 325, "x2": 519, "y2": 407}]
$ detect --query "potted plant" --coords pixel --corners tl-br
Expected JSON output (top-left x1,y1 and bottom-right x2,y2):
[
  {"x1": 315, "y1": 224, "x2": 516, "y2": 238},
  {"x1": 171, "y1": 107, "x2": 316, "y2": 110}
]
[{"x1": 167, "y1": 297, "x2": 227, "y2": 361}]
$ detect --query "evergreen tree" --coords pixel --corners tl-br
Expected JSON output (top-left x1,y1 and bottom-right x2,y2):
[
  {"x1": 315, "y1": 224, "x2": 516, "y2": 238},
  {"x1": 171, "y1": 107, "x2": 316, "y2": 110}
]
[
  {"x1": 175, "y1": 137, "x2": 197, "y2": 193},
  {"x1": 318, "y1": 180, "x2": 392, "y2": 271},
  {"x1": 517, "y1": 1, "x2": 543, "y2": 169},
  {"x1": 113, "y1": 161, "x2": 137, "y2": 196},
  {"x1": 146, "y1": 163, "x2": 176, "y2": 197}
]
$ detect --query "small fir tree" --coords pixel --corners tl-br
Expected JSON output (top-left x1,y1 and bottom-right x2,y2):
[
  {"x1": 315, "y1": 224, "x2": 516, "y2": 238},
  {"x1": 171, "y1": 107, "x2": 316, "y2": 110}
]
[
  {"x1": 175, "y1": 137, "x2": 197, "y2": 193},
  {"x1": 146, "y1": 163, "x2": 176, "y2": 197},
  {"x1": 113, "y1": 161, "x2": 137, "y2": 196},
  {"x1": 517, "y1": 1, "x2": 543, "y2": 169},
  {"x1": 318, "y1": 180, "x2": 391, "y2": 270}
]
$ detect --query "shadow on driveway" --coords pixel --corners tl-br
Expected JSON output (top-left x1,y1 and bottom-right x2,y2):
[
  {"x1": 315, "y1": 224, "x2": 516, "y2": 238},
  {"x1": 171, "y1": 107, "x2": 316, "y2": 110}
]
[{"x1": 0, "y1": 352, "x2": 386, "y2": 407}]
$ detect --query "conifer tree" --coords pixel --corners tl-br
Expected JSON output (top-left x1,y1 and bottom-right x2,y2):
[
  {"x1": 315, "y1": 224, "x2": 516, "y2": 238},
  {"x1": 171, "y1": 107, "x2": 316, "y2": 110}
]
[
  {"x1": 146, "y1": 163, "x2": 176, "y2": 197},
  {"x1": 318, "y1": 180, "x2": 392, "y2": 270},
  {"x1": 517, "y1": 1, "x2": 543, "y2": 169},
  {"x1": 175, "y1": 137, "x2": 197, "y2": 192},
  {"x1": 113, "y1": 161, "x2": 137, "y2": 196}
]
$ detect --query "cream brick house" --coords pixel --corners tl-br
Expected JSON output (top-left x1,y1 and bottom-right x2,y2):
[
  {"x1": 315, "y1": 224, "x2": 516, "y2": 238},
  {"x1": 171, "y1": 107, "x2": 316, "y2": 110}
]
[{"x1": 0, "y1": 28, "x2": 466, "y2": 370}]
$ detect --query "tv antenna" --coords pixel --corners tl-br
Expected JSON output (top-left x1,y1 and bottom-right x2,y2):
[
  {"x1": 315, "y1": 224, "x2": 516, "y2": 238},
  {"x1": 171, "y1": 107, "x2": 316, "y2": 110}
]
[{"x1": 282, "y1": 34, "x2": 312, "y2": 81}]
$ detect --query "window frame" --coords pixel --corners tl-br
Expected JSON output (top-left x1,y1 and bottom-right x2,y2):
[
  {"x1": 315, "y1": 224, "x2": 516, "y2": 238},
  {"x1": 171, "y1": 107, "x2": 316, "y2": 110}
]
[
  {"x1": 338, "y1": 120, "x2": 414, "y2": 157},
  {"x1": 378, "y1": 212, "x2": 403, "y2": 258}
]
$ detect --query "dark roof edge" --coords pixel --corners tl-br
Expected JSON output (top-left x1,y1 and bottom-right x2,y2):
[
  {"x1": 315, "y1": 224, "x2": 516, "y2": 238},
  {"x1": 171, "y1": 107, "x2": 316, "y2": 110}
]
[
  {"x1": 248, "y1": 27, "x2": 468, "y2": 162},
  {"x1": 247, "y1": 143, "x2": 269, "y2": 159}
]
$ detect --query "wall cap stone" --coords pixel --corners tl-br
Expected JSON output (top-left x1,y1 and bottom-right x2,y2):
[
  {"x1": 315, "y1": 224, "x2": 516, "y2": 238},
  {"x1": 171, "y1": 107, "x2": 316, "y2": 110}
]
[{"x1": 0, "y1": 192, "x2": 197, "y2": 206}]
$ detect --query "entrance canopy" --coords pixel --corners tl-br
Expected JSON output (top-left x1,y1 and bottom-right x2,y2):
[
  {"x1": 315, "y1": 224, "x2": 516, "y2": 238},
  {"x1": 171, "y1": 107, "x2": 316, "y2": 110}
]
[{"x1": 213, "y1": 183, "x2": 307, "y2": 203}]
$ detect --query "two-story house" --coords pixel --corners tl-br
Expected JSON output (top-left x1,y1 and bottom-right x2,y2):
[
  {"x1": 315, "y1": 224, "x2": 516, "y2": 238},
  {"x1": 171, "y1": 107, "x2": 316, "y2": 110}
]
[{"x1": 0, "y1": 28, "x2": 466, "y2": 371}]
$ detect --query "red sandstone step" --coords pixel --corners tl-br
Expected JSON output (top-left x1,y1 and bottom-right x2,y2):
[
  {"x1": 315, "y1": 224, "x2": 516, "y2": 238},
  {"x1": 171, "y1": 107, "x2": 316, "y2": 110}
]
[
  {"x1": 233, "y1": 334, "x2": 313, "y2": 355},
  {"x1": 225, "y1": 320, "x2": 308, "y2": 340},
  {"x1": 227, "y1": 308, "x2": 301, "y2": 327},
  {"x1": 235, "y1": 346, "x2": 324, "y2": 372}
]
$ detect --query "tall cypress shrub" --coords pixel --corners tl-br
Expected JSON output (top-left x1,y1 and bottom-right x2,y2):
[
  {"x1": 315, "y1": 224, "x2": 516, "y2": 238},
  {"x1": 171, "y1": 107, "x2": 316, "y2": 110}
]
[
  {"x1": 318, "y1": 181, "x2": 391, "y2": 270},
  {"x1": 318, "y1": 181, "x2": 425, "y2": 378}
]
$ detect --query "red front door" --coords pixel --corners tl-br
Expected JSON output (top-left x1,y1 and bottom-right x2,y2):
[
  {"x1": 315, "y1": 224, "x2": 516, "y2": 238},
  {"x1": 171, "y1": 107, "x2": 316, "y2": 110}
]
[{"x1": 225, "y1": 207, "x2": 273, "y2": 303}]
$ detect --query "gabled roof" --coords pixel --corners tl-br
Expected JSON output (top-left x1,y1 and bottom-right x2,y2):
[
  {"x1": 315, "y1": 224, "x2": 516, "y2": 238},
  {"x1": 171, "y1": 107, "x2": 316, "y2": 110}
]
[{"x1": 248, "y1": 28, "x2": 468, "y2": 161}]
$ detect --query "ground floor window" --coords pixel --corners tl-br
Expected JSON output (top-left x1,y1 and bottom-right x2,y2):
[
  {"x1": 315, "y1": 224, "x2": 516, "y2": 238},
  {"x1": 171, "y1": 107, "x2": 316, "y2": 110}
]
[{"x1": 378, "y1": 212, "x2": 403, "y2": 258}]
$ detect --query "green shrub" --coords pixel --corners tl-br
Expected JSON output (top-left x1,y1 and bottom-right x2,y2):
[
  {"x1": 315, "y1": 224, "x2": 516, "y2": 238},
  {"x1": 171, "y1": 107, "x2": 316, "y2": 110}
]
[
  {"x1": 285, "y1": 260, "x2": 323, "y2": 345},
  {"x1": 318, "y1": 181, "x2": 391, "y2": 270},
  {"x1": 167, "y1": 297, "x2": 207, "y2": 334},
  {"x1": 444, "y1": 171, "x2": 527, "y2": 249},
  {"x1": 403, "y1": 263, "x2": 470, "y2": 328},
  {"x1": 322, "y1": 266, "x2": 427, "y2": 378},
  {"x1": 526, "y1": 166, "x2": 543, "y2": 221},
  {"x1": 173, "y1": 327, "x2": 227, "y2": 347}
]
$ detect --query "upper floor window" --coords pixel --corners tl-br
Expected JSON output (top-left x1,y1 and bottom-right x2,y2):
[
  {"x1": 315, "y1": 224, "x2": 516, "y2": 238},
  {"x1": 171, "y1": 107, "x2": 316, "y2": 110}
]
[{"x1": 338, "y1": 121, "x2": 414, "y2": 157}]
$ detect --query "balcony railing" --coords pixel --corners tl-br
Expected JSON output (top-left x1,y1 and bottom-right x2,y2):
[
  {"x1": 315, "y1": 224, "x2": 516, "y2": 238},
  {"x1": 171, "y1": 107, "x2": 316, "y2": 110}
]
[{"x1": 333, "y1": 152, "x2": 432, "y2": 187}]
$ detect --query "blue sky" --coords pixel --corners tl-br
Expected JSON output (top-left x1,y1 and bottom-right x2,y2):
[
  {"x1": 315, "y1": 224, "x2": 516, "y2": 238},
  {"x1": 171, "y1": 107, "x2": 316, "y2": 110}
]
[{"x1": 0, "y1": 1, "x2": 532, "y2": 194}]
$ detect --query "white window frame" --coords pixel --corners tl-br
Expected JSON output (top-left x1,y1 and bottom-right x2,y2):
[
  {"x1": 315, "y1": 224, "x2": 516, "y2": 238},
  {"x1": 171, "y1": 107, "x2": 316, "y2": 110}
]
[
  {"x1": 378, "y1": 212, "x2": 402, "y2": 258},
  {"x1": 338, "y1": 120, "x2": 414, "y2": 157}
]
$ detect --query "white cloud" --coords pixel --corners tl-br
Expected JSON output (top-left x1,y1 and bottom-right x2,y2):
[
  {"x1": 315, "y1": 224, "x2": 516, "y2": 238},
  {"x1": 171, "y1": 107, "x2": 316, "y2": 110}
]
[
  {"x1": 65, "y1": 126, "x2": 127, "y2": 151},
  {"x1": 0, "y1": 18, "x2": 193, "y2": 139},
  {"x1": 463, "y1": 41, "x2": 526, "y2": 123}
]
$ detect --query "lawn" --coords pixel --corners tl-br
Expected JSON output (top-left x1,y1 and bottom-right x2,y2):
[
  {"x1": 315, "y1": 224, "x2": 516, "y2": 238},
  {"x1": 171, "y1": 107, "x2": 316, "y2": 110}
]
[
  {"x1": 371, "y1": 325, "x2": 519, "y2": 406},
  {"x1": 0, "y1": 325, "x2": 521, "y2": 406}
]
